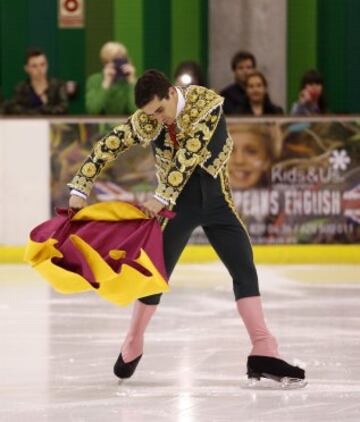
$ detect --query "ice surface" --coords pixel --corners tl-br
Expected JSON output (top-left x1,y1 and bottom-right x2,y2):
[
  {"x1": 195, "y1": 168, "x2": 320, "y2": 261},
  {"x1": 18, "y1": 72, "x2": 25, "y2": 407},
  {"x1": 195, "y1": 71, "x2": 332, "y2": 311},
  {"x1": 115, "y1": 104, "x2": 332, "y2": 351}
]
[{"x1": 0, "y1": 263, "x2": 359, "y2": 422}]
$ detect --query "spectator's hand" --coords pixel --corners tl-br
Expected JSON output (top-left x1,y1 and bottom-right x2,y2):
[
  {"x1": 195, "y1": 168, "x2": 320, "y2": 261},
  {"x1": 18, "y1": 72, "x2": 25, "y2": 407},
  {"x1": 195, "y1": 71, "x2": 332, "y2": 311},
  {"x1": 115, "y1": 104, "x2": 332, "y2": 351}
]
[
  {"x1": 40, "y1": 93, "x2": 48, "y2": 105},
  {"x1": 102, "y1": 63, "x2": 116, "y2": 89},
  {"x1": 122, "y1": 63, "x2": 136, "y2": 84},
  {"x1": 141, "y1": 197, "x2": 164, "y2": 218},
  {"x1": 69, "y1": 195, "x2": 88, "y2": 210},
  {"x1": 299, "y1": 88, "x2": 312, "y2": 104}
]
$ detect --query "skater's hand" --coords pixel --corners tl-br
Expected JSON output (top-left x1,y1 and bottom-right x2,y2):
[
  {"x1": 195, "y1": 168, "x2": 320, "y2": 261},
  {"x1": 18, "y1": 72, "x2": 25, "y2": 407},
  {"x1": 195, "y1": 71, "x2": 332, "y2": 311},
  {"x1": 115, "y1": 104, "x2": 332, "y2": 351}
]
[
  {"x1": 141, "y1": 198, "x2": 164, "y2": 218},
  {"x1": 69, "y1": 195, "x2": 88, "y2": 211}
]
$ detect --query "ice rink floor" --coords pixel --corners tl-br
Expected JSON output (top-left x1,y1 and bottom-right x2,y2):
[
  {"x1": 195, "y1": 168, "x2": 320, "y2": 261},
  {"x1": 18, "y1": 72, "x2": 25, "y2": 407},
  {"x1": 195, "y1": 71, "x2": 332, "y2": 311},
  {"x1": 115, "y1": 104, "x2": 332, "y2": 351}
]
[{"x1": 0, "y1": 262, "x2": 360, "y2": 422}]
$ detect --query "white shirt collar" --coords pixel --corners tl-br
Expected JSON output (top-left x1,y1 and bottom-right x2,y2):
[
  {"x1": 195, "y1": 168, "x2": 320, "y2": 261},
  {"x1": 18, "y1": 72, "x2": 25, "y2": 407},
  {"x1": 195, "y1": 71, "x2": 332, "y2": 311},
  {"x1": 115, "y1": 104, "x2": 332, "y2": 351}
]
[{"x1": 175, "y1": 87, "x2": 185, "y2": 118}]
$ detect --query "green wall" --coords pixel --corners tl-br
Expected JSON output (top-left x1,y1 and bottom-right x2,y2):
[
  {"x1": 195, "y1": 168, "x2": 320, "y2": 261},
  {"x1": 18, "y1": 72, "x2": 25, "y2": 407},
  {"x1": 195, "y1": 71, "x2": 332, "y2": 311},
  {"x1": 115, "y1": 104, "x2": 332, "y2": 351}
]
[
  {"x1": 345, "y1": 0, "x2": 360, "y2": 113},
  {"x1": 1, "y1": 0, "x2": 28, "y2": 100},
  {"x1": 143, "y1": 0, "x2": 171, "y2": 75},
  {"x1": 317, "y1": 0, "x2": 347, "y2": 113},
  {"x1": 288, "y1": 0, "x2": 360, "y2": 113},
  {"x1": 114, "y1": 0, "x2": 144, "y2": 76},
  {"x1": 86, "y1": 0, "x2": 114, "y2": 77},
  {"x1": 0, "y1": 0, "x2": 209, "y2": 114},
  {"x1": 287, "y1": 0, "x2": 318, "y2": 110}
]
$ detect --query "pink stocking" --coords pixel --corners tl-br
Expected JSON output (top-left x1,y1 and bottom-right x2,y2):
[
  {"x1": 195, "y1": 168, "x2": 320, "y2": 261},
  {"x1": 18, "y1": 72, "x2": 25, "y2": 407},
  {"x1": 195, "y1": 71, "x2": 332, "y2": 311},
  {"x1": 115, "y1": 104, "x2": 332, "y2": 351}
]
[
  {"x1": 236, "y1": 296, "x2": 279, "y2": 358},
  {"x1": 121, "y1": 300, "x2": 157, "y2": 363}
]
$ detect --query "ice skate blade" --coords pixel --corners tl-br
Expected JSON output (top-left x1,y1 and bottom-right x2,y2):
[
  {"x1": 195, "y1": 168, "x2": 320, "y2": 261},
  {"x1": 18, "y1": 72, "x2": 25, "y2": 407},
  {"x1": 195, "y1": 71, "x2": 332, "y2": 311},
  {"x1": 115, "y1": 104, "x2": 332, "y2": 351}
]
[{"x1": 244, "y1": 375, "x2": 307, "y2": 390}]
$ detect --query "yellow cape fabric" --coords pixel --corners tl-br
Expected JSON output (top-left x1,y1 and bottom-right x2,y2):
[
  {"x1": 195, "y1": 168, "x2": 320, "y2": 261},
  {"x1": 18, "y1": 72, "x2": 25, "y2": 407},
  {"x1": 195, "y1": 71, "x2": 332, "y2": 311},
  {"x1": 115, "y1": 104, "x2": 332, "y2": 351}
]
[
  {"x1": 24, "y1": 202, "x2": 169, "y2": 306},
  {"x1": 71, "y1": 201, "x2": 149, "y2": 222}
]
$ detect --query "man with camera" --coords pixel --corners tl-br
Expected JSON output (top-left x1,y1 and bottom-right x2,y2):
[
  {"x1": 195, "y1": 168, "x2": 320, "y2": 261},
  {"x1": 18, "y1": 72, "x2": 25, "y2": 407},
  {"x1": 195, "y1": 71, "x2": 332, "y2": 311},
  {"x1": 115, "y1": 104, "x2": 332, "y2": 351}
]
[{"x1": 85, "y1": 41, "x2": 137, "y2": 115}]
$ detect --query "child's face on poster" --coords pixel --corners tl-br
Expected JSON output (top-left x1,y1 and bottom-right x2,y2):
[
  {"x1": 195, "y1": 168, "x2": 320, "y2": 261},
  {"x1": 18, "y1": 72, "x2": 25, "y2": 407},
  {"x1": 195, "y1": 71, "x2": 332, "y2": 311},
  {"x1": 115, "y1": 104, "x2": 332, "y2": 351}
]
[{"x1": 229, "y1": 131, "x2": 270, "y2": 190}]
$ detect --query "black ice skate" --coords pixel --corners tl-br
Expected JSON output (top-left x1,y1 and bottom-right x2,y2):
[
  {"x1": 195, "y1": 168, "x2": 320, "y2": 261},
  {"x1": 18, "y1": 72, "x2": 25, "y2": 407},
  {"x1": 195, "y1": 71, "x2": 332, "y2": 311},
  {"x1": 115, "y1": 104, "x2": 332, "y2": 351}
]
[
  {"x1": 246, "y1": 356, "x2": 307, "y2": 389},
  {"x1": 113, "y1": 353, "x2": 142, "y2": 379}
]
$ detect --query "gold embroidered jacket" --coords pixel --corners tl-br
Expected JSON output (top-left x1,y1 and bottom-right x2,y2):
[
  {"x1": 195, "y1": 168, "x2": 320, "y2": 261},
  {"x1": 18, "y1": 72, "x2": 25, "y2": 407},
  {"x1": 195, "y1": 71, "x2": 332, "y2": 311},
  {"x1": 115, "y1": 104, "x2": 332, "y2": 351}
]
[{"x1": 68, "y1": 85, "x2": 233, "y2": 205}]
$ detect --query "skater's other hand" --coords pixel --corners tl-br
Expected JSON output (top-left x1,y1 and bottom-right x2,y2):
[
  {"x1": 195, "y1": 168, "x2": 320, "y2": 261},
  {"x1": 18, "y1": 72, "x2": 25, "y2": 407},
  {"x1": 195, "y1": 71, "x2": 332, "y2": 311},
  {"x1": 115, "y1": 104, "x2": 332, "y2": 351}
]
[
  {"x1": 141, "y1": 198, "x2": 164, "y2": 218},
  {"x1": 69, "y1": 195, "x2": 88, "y2": 211}
]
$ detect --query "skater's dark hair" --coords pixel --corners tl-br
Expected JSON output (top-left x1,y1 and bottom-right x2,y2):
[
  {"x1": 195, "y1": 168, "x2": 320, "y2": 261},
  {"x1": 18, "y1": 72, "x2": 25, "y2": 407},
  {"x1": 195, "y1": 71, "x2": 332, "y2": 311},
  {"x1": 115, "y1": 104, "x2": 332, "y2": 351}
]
[
  {"x1": 25, "y1": 48, "x2": 46, "y2": 64},
  {"x1": 135, "y1": 70, "x2": 172, "y2": 108},
  {"x1": 231, "y1": 51, "x2": 257, "y2": 71}
]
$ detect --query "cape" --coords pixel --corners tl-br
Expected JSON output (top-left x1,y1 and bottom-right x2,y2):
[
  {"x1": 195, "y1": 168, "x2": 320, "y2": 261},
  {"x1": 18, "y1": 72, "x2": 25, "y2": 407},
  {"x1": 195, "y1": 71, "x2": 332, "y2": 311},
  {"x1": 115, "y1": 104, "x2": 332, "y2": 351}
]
[{"x1": 24, "y1": 202, "x2": 171, "y2": 306}]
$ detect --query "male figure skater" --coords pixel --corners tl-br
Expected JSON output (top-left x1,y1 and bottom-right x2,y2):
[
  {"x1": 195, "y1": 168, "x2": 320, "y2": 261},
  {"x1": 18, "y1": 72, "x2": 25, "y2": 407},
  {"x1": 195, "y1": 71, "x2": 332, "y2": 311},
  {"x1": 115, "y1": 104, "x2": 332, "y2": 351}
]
[{"x1": 68, "y1": 70, "x2": 305, "y2": 385}]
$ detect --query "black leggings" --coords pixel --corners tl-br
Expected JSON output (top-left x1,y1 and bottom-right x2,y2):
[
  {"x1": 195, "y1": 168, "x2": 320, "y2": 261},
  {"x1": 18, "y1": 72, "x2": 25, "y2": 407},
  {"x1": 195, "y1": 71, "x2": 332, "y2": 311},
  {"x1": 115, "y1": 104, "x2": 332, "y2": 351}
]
[{"x1": 140, "y1": 167, "x2": 260, "y2": 305}]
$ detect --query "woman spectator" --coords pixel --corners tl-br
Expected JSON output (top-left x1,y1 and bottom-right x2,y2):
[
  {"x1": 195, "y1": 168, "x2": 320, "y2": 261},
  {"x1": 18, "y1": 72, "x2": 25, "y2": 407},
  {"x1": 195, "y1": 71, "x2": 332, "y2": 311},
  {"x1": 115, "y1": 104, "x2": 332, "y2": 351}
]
[
  {"x1": 291, "y1": 69, "x2": 327, "y2": 116},
  {"x1": 86, "y1": 41, "x2": 136, "y2": 115},
  {"x1": 240, "y1": 71, "x2": 283, "y2": 116}
]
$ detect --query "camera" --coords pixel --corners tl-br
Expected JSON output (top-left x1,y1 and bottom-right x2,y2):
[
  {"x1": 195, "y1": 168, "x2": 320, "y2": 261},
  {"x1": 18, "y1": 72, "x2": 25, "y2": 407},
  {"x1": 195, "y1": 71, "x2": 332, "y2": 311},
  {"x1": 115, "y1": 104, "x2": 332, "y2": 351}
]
[{"x1": 113, "y1": 58, "x2": 129, "y2": 82}]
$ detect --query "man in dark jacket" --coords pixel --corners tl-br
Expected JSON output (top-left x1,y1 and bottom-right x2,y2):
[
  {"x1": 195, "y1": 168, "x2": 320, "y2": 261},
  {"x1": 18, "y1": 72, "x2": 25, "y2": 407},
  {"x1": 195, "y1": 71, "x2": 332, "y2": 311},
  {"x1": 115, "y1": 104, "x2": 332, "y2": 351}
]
[
  {"x1": 4, "y1": 48, "x2": 68, "y2": 115},
  {"x1": 220, "y1": 51, "x2": 256, "y2": 115}
]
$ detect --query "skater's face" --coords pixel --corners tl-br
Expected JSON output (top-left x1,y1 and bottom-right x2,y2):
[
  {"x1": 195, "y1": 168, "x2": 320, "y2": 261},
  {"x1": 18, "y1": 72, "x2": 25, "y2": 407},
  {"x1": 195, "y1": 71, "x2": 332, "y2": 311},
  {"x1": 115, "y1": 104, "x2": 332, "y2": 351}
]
[
  {"x1": 229, "y1": 130, "x2": 270, "y2": 189},
  {"x1": 234, "y1": 59, "x2": 255, "y2": 84},
  {"x1": 25, "y1": 54, "x2": 48, "y2": 80},
  {"x1": 141, "y1": 87, "x2": 178, "y2": 125}
]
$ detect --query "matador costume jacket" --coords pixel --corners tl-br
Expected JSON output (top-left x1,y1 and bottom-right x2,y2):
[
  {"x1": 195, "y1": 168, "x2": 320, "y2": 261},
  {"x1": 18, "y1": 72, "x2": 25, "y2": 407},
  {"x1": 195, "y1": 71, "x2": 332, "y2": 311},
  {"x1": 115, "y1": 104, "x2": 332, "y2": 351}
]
[{"x1": 68, "y1": 85, "x2": 233, "y2": 207}]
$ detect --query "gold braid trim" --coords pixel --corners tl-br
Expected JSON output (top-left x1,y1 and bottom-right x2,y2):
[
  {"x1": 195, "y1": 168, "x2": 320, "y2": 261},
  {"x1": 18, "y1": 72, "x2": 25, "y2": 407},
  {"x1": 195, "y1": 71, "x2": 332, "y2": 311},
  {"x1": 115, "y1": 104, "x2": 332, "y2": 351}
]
[
  {"x1": 218, "y1": 166, "x2": 251, "y2": 241},
  {"x1": 201, "y1": 136, "x2": 233, "y2": 178},
  {"x1": 154, "y1": 106, "x2": 222, "y2": 205},
  {"x1": 155, "y1": 162, "x2": 200, "y2": 205},
  {"x1": 176, "y1": 85, "x2": 224, "y2": 132},
  {"x1": 68, "y1": 123, "x2": 139, "y2": 196},
  {"x1": 130, "y1": 110, "x2": 162, "y2": 144}
]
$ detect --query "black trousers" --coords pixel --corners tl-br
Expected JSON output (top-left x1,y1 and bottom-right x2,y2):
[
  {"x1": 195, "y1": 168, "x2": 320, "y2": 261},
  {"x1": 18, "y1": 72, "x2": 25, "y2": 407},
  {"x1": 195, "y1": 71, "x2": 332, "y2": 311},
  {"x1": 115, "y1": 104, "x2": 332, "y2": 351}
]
[{"x1": 140, "y1": 167, "x2": 260, "y2": 305}]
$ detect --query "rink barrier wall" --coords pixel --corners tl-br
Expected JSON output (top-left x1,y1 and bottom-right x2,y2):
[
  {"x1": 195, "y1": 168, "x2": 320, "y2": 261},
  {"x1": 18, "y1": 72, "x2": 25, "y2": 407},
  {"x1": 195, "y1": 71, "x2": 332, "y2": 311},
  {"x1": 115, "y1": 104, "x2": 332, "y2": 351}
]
[{"x1": 0, "y1": 116, "x2": 359, "y2": 265}]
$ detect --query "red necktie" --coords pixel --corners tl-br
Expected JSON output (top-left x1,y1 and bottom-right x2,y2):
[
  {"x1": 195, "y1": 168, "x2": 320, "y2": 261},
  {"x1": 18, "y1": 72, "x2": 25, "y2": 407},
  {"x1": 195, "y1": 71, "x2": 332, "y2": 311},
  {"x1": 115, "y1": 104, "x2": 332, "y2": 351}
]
[{"x1": 166, "y1": 123, "x2": 179, "y2": 147}]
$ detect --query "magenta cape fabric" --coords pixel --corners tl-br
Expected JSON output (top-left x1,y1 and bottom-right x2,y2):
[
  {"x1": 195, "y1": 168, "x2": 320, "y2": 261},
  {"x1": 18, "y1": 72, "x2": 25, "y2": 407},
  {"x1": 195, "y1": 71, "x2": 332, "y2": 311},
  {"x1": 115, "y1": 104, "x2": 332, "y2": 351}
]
[{"x1": 25, "y1": 202, "x2": 174, "y2": 305}]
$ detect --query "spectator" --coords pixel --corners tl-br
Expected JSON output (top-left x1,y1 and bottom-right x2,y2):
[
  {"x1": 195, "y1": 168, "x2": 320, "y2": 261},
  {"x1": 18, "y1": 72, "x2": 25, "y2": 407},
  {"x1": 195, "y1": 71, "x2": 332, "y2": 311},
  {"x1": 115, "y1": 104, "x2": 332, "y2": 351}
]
[
  {"x1": 86, "y1": 41, "x2": 137, "y2": 115},
  {"x1": 220, "y1": 51, "x2": 256, "y2": 114},
  {"x1": 4, "y1": 48, "x2": 68, "y2": 115},
  {"x1": 174, "y1": 61, "x2": 205, "y2": 87},
  {"x1": 291, "y1": 69, "x2": 327, "y2": 116},
  {"x1": 240, "y1": 71, "x2": 283, "y2": 116}
]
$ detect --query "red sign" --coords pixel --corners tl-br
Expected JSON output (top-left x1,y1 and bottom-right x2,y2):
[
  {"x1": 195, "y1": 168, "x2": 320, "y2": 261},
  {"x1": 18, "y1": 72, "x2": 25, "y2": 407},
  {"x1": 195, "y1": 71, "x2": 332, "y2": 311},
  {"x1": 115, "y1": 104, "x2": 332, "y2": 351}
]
[{"x1": 58, "y1": 0, "x2": 84, "y2": 28}]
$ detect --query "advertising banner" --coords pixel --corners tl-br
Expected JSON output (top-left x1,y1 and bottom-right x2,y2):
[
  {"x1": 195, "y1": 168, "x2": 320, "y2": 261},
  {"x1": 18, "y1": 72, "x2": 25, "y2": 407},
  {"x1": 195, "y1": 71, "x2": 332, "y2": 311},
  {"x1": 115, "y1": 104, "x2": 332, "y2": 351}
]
[
  {"x1": 228, "y1": 121, "x2": 360, "y2": 244},
  {"x1": 50, "y1": 119, "x2": 360, "y2": 244}
]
